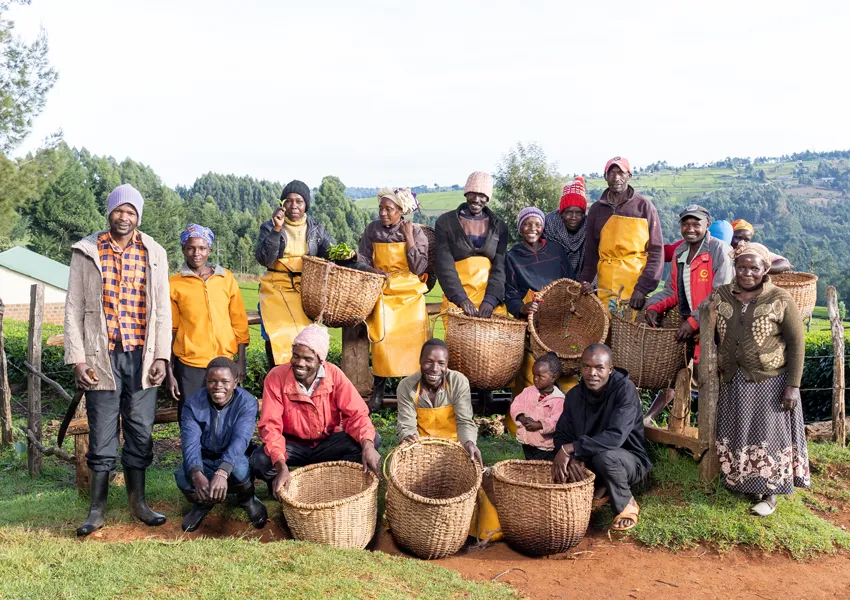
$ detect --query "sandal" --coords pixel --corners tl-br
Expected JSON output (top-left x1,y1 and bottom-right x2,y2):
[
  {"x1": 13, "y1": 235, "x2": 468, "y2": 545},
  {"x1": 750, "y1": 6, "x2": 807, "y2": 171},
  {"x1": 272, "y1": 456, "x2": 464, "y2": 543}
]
[{"x1": 611, "y1": 501, "x2": 640, "y2": 531}]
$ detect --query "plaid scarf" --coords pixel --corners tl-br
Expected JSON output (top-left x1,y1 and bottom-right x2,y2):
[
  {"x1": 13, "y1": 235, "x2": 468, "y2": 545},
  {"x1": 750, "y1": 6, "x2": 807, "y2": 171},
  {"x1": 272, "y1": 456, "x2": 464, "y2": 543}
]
[{"x1": 543, "y1": 210, "x2": 586, "y2": 275}]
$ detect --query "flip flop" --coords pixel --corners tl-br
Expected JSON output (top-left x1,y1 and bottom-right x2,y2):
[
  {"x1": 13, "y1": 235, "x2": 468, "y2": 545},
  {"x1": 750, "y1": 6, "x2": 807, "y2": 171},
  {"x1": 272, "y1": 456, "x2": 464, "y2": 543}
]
[
  {"x1": 611, "y1": 502, "x2": 640, "y2": 531},
  {"x1": 751, "y1": 498, "x2": 777, "y2": 517}
]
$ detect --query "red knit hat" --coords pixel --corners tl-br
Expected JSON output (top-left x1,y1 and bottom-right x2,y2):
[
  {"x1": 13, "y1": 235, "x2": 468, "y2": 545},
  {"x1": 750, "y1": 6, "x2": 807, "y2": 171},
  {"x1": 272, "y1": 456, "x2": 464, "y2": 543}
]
[{"x1": 559, "y1": 176, "x2": 587, "y2": 212}]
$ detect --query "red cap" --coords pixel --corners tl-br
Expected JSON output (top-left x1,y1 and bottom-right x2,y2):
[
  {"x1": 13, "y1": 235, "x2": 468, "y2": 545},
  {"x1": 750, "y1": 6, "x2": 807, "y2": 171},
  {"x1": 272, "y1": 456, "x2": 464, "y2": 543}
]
[
  {"x1": 559, "y1": 176, "x2": 587, "y2": 212},
  {"x1": 604, "y1": 156, "x2": 631, "y2": 176}
]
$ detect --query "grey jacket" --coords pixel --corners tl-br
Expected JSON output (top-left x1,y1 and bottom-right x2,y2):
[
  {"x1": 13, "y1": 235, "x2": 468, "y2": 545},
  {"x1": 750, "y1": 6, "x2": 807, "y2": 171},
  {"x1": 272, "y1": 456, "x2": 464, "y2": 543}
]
[
  {"x1": 64, "y1": 231, "x2": 172, "y2": 391},
  {"x1": 254, "y1": 216, "x2": 335, "y2": 269}
]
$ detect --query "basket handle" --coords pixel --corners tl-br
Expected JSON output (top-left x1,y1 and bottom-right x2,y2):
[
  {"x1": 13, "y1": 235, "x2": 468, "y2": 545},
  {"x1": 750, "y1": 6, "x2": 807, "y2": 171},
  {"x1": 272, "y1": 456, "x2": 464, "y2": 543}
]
[
  {"x1": 428, "y1": 308, "x2": 450, "y2": 338},
  {"x1": 382, "y1": 437, "x2": 477, "y2": 480},
  {"x1": 314, "y1": 259, "x2": 332, "y2": 326}
]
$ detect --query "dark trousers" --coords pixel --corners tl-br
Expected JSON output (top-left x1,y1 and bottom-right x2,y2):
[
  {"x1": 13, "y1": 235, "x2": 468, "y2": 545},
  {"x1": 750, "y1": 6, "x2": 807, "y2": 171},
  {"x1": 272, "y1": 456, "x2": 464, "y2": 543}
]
[
  {"x1": 85, "y1": 348, "x2": 157, "y2": 472},
  {"x1": 522, "y1": 444, "x2": 555, "y2": 461},
  {"x1": 250, "y1": 432, "x2": 382, "y2": 484},
  {"x1": 174, "y1": 455, "x2": 251, "y2": 495},
  {"x1": 174, "y1": 358, "x2": 206, "y2": 426},
  {"x1": 586, "y1": 448, "x2": 647, "y2": 514}
]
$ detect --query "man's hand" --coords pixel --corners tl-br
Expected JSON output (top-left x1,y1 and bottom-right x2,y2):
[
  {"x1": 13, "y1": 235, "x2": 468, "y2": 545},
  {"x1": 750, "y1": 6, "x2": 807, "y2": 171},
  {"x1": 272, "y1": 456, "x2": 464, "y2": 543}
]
[
  {"x1": 523, "y1": 419, "x2": 544, "y2": 432},
  {"x1": 460, "y1": 299, "x2": 478, "y2": 317},
  {"x1": 271, "y1": 207, "x2": 286, "y2": 232},
  {"x1": 477, "y1": 302, "x2": 495, "y2": 319},
  {"x1": 463, "y1": 440, "x2": 484, "y2": 468},
  {"x1": 580, "y1": 282, "x2": 595, "y2": 295},
  {"x1": 191, "y1": 471, "x2": 211, "y2": 503},
  {"x1": 519, "y1": 300, "x2": 540, "y2": 316},
  {"x1": 272, "y1": 461, "x2": 290, "y2": 502},
  {"x1": 781, "y1": 386, "x2": 801, "y2": 412},
  {"x1": 208, "y1": 470, "x2": 228, "y2": 502},
  {"x1": 236, "y1": 355, "x2": 247, "y2": 384},
  {"x1": 168, "y1": 373, "x2": 180, "y2": 400},
  {"x1": 361, "y1": 440, "x2": 382, "y2": 478},
  {"x1": 73, "y1": 363, "x2": 98, "y2": 388},
  {"x1": 675, "y1": 320, "x2": 696, "y2": 342},
  {"x1": 567, "y1": 458, "x2": 586, "y2": 483},
  {"x1": 644, "y1": 309, "x2": 660, "y2": 327},
  {"x1": 402, "y1": 434, "x2": 420, "y2": 444},
  {"x1": 628, "y1": 290, "x2": 647, "y2": 310},
  {"x1": 553, "y1": 446, "x2": 571, "y2": 483},
  {"x1": 149, "y1": 359, "x2": 168, "y2": 386}
]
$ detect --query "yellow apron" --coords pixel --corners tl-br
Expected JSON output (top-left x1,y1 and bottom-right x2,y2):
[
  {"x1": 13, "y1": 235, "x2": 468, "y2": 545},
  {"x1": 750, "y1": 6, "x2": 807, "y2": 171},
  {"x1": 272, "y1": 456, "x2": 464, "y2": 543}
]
[
  {"x1": 597, "y1": 215, "x2": 650, "y2": 305},
  {"x1": 366, "y1": 241, "x2": 429, "y2": 378},
  {"x1": 440, "y1": 255, "x2": 507, "y2": 328},
  {"x1": 259, "y1": 256, "x2": 313, "y2": 365},
  {"x1": 413, "y1": 383, "x2": 503, "y2": 542}
]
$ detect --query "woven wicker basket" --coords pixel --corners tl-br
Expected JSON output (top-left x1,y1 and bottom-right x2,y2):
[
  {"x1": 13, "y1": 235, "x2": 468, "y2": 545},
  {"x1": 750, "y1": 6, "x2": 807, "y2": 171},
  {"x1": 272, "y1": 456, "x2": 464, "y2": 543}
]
[
  {"x1": 421, "y1": 224, "x2": 437, "y2": 293},
  {"x1": 301, "y1": 255, "x2": 385, "y2": 327},
  {"x1": 279, "y1": 461, "x2": 379, "y2": 549},
  {"x1": 385, "y1": 438, "x2": 482, "y2": 559},
  {"x1": 528, "y1": 279, "x2": 610, "y2": 376},
  {"x1": 444, "y1": 309, "x2": 527, "y2": 390},
  {"x1": 771, "y1": 272, "x2": 818, "y2": 320},
  {"x1": 610, "y1": 306, "x2": 686, "y2": 389},
  {"x1": 492, "y1": 460, "x2": 594, "y2": 556}
]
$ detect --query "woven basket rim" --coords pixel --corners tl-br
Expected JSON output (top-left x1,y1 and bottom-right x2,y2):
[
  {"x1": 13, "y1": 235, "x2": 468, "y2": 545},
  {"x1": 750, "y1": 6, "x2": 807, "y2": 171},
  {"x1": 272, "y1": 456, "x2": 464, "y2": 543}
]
[
  {"x1": 280, "y1": 460, "x2": 379, "y2": 510},
  {"x1": 445, "y1": 307, "x2": 528, "y2": 329},
  {"x1": 611, "y1": 309, "x2": 679, "y2": 333},
  {"x1": 387, "y1": 438, "x2": 482, "y2": 506},
  {"x1": 528, "y1": 278, "x2": 609, "y2": 359},
  {"x1": 301, "y1": 254, "x2": 386, "y2": 283},
  {"x1": 771, "y1": 271, "x2": 819, "y2": 286},
  {"x1": 491, "y1": 459, "x2": 595, "y2": 491}
]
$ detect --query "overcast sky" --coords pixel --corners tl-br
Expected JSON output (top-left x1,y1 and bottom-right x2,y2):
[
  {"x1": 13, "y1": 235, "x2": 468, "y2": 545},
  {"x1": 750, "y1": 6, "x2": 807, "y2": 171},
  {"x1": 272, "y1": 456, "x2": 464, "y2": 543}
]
[{"x1": 9, "y1": 0, "x2": 849, "y2": 189}]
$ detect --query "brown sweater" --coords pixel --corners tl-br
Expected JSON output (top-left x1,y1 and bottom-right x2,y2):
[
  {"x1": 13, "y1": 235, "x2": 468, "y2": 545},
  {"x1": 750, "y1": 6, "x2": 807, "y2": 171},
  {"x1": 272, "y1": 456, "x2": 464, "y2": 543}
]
[{"x1": 711, "y1": 281, "x2": 805, "y2": 387}]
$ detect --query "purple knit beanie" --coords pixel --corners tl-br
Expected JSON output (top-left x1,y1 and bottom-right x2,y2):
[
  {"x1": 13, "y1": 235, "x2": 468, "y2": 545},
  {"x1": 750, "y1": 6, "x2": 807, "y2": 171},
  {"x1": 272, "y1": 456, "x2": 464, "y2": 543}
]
[
  {"x1": 106, "y1": 184, "x2": 144, "y2": 225},
  {"x1": 517, "y1": 206, "x2": 545, "y2": 233}
]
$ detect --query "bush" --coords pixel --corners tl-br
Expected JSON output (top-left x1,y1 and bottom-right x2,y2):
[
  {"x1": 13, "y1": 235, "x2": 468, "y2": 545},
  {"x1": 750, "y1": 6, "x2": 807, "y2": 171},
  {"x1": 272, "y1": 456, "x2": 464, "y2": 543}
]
[
  {"x1": 800, "y1": 331, "x2": 850, "y2": 422},
  {"x1": 2, "y1": 319, "x2": 70, "y2": 391}
]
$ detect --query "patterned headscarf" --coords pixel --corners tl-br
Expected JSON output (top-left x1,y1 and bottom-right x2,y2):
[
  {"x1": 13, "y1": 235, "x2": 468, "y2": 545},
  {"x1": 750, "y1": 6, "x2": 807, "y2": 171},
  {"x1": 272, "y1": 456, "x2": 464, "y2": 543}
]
[
  {"x1": 731, "y1": 241, "x2": 772, "y2": 267},
  {"x1": 180, "y1": 223, "x2": 214, "y2": 247},
  {"x1": 377, "y1": 187, "x2": 419, "y2": 215},
  {"x1": 517, "y1": 206, "x2": 545, "y2": 233}
]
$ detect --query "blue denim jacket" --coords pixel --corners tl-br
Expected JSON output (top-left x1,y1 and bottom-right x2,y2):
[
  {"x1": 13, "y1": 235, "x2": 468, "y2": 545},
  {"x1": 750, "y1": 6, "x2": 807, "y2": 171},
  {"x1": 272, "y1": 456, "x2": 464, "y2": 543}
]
[{"x1": 180, "y1": 386, "x2": 258, "y2": 476}]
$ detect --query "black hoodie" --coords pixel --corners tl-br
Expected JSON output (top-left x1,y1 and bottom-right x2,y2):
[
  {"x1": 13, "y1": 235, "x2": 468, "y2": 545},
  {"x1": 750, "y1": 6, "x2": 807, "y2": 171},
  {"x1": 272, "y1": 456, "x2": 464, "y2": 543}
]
[{"x1": 554, "y1": 368, "x2": 651, "y2": 472}]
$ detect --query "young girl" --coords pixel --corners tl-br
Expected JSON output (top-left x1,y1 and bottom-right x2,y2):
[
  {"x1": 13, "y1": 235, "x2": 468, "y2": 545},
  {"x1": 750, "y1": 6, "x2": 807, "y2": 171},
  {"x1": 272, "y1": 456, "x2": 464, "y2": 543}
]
[{"x1": 509, "y1": 352, "x2": 566, "y2": 460}]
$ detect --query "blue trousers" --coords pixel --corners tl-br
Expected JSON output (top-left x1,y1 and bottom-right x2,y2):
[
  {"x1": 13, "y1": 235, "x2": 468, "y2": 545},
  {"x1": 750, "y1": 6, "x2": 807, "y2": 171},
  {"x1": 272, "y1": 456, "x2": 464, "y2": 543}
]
[{"x1": 174, "y1": 455, "x2": 251, "y2": 495}]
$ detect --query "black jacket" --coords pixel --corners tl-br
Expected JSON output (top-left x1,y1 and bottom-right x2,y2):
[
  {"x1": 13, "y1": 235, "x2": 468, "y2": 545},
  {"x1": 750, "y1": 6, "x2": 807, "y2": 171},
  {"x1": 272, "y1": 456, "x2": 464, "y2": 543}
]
[
  {"x1": 434, "y1": 203, "x2": 509, "y2": 306},
  {"x1": 255, "y1": 215, "x2": 335, "y2": 269},
  {"x1": 554, "y1": 368, "x2": 652, "y2": 471}
]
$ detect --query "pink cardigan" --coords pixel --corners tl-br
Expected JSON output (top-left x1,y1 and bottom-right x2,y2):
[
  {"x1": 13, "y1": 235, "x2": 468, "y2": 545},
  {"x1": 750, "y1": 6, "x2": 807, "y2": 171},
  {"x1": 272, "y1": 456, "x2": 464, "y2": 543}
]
[{"x1": 509, "y1": 385, "x2": 565, "y2": 450}]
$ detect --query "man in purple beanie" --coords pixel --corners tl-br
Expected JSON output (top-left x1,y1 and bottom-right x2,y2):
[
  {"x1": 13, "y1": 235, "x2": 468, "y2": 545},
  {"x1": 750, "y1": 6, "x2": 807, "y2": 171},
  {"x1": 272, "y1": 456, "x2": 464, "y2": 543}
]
[{"x1": 65, "y1": 183, "x2": 172, "y2": 536}]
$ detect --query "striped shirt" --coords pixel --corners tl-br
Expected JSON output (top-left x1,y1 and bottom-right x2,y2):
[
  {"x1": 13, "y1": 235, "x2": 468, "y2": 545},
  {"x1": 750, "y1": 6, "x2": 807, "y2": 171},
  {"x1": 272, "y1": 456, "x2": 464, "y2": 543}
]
[{"x1": 98, "y1": 231, "x2": 148, "y2": 351}]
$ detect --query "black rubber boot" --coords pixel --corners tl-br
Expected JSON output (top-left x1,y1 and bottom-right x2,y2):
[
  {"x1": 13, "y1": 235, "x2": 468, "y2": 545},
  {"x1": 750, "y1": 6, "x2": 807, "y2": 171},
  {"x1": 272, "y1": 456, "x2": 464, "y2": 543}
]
[
  {"x1": 125, "y1": 467, "x2": 166, "y2": 527},
  {"x1": 367, "y1": 377, "x2": 386, "y2": 413},
  {"x1": 180, "y1": 492, "x2": 213, "y2": 532},
  {"x1": 232, "y1": 480, "x2": 268, "y2": 529},
  {"x1": 76, "y1": 470, "x2": 110, "y2": 537}
]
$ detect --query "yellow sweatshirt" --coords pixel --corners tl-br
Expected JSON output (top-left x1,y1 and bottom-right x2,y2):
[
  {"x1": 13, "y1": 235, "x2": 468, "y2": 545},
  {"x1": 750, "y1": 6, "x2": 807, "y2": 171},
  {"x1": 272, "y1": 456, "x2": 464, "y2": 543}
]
[{"x1": 169, "y1": 264, "x2": 250, "y2": 368}]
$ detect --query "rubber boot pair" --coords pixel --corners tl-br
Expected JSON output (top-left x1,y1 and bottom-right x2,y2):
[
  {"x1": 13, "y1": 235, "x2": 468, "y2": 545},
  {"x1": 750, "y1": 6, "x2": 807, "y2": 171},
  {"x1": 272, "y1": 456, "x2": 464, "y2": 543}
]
[
  {"x1": 181, "y1": 480, "x2": 268, "y2": 532},
  {"x1": 77, "y1": 468, "x2": 165, "y2": 536}
]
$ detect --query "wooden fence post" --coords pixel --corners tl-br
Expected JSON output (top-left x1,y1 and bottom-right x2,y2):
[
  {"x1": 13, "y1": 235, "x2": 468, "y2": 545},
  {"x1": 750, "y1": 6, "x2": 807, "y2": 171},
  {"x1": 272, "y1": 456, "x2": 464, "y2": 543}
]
[
  {"x1": 340, "y1": 324, "x2": 373, "y2": 397},
  {"x1": 827, "y1": 286, "x2": 846, "y2": 447},
  {"x1": 698, "y1": 298, "x2": 720, "y2": 483},
  {"x1": 0, "y1": 298, "x2": 13, "y2": 446},
  {"x1": 26, "y1": 283, "x2": 44, "y2": 477}
]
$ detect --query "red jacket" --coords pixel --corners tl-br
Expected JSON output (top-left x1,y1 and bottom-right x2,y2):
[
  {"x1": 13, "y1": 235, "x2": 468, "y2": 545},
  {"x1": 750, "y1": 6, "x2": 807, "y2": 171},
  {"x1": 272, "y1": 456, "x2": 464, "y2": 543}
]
[
  {"x1": 648, "y1": 235, "x2": 733, "y2": 360},
  {"x1": 258, "y1": 362, "x2": 376, "y2": 465}
]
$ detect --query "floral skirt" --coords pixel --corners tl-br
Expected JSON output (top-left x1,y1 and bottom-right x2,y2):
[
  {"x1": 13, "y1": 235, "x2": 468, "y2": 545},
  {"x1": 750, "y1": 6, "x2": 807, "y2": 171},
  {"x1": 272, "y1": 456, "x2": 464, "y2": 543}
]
[{"x1": 716, "y1": 369, "x2": 811, "y2": 495}]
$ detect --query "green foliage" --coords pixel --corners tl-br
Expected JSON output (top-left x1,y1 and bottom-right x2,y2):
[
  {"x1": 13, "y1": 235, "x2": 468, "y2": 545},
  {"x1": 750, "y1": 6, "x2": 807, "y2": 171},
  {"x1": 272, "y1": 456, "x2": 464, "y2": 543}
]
[
  {"x1": 492, "y1": 142, "x2": 564, "y2": 240},
  {"x1": 799, "y1": 332, "x2": 850, "y2": 422},
  {"x1": 312, "y1": 175, "x2": 371, "y2": 248}
]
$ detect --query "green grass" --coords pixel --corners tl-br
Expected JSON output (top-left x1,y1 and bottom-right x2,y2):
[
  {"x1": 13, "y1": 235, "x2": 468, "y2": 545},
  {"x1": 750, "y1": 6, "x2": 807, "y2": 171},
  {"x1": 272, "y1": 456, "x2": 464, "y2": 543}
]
[
  {"x1": 355, "y1": 191, "x2": 464, "y2": 213},
  {"x1": 0, "y1": 530, "x2": 518, "y2": 600}
]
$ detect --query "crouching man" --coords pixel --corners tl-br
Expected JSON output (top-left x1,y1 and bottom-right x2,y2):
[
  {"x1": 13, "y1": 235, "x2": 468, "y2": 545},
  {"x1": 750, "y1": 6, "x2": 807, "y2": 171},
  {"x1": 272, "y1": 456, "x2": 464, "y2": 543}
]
[
  {"x1": 175, "y1": 357, "x2": 267, "y2": 532},
  {"x1": 250, "y1": 324, "x2": 382, "y2": 500},
  {"x1": 552, "y1": 344, "x2": 652, "y2": 531}
]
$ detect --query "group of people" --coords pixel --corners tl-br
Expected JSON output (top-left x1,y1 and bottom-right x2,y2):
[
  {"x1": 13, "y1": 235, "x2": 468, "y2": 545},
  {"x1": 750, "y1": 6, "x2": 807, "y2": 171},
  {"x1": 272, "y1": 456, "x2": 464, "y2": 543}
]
[{"x1": 64, "y1": 154, "x2": 810, "y2": 539}]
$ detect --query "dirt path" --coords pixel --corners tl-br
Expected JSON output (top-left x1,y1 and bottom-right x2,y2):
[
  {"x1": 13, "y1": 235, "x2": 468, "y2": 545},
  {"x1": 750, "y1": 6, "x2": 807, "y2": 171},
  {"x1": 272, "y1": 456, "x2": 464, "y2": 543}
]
[{"x1": 82, "y1": 516, "x2": 850, "y2": 600}]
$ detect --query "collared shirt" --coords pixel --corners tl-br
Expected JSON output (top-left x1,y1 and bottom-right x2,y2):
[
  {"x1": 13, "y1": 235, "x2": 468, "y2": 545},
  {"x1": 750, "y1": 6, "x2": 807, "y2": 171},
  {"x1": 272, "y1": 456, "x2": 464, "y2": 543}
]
[
  {"x1": 296, "y1": 364, "x2": 325, "y2": 397},
  {"x1": 677, "y1": 237, "x2": 706, "y2": 311},
  {"x1": 395, "y1": 369, "x2": 477, "y2": 445},
  {"x1": 97, "y1": 230, "x2": 148, "y2": 351}
]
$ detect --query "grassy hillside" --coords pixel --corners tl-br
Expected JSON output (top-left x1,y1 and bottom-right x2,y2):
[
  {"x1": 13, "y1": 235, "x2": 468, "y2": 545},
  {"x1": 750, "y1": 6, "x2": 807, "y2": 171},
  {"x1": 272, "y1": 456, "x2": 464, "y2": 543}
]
[{"x1": 353, "y1": 158, "x2": 842, "y2": 216}]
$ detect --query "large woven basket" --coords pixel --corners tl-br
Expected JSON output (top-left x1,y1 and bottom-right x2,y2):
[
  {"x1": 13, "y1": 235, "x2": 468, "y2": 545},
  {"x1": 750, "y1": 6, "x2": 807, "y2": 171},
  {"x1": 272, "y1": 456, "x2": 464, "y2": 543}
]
[
  {"x1": 385, "y1": 438, "x2": 482, "y2": 559},
  {"x1": 528, "y1": 279, "x2": 610, "y2": 376},
  {"x1": 280, "y1": 461, "x2": 379, "y2": 549},
  {"x1": 492, "y1": 460, "x2": 594, "y2": 556},
  {"x1": 301, "y1": 255, "x2": 385, "y2": 327},
  {"x1": 610, "y1": 305, "x2": 686, "y2": 389},
  {"x1": 444, "y1": 309, "x2": 527, "y2": 390},
  {"x1": 771, "y1": 272, "x2": 818, "y2": 320},
  {"x1": 421, "y1": 224, "x2": 437, "y2": 293}
]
